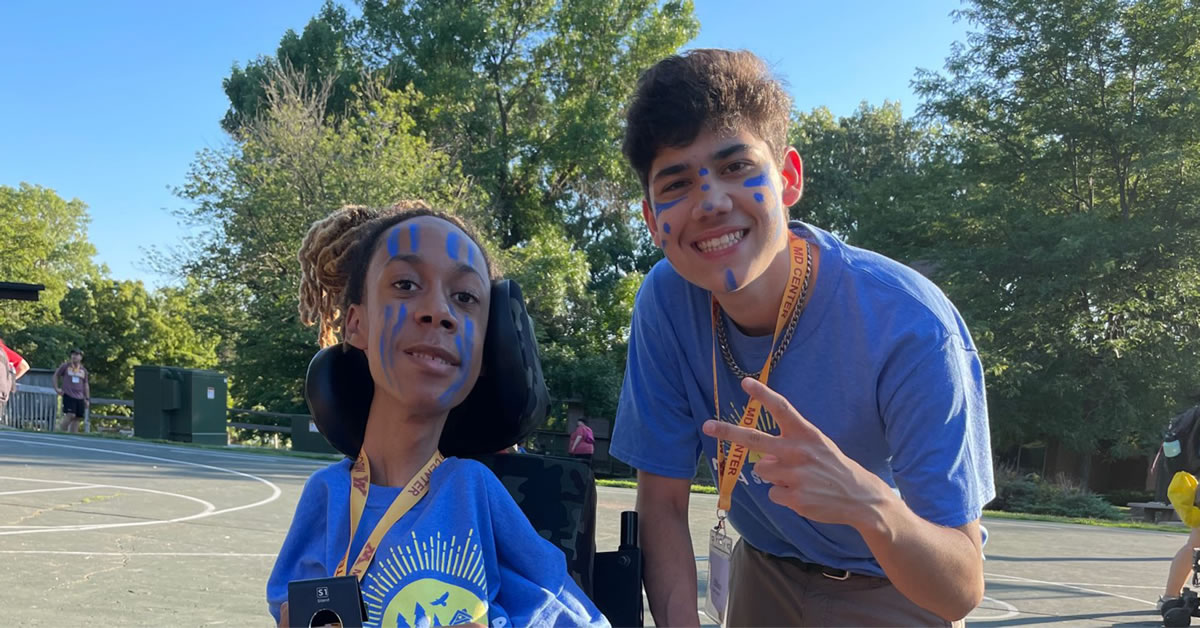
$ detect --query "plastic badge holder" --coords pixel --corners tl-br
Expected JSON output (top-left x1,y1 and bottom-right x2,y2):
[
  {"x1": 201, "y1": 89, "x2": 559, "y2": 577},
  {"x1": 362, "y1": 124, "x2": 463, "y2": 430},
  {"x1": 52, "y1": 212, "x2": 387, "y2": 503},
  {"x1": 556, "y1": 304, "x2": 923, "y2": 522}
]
[{"x1": 287, "y1": 575, "x2": 366, "y2": 627}]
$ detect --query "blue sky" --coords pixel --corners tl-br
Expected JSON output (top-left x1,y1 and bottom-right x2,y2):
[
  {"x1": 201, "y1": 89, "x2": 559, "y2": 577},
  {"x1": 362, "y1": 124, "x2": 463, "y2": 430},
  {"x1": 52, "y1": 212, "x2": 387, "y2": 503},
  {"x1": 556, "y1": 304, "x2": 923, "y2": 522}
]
[{"x1": 1, "y1": 1, "x2": 969, "y2": 288}]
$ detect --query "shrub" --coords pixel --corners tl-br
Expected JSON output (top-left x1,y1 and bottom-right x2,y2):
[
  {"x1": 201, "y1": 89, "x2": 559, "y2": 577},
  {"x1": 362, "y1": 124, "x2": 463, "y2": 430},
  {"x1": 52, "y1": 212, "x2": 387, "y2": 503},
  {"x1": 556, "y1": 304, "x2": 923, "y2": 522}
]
[
  {"x1": 990, "y1": 465, "x2": 1122, "y2": 520},
  {"x1": 1100, "y1": 489, "x2": 1154, "y2": 507}
]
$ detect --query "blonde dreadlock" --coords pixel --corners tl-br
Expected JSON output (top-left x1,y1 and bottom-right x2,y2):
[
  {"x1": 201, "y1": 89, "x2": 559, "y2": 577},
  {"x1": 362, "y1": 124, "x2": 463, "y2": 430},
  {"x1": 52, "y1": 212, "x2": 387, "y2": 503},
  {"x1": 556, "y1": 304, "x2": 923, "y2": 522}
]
[{"x1": 297, "y1": 201, "x2": 494, "y2": 348}]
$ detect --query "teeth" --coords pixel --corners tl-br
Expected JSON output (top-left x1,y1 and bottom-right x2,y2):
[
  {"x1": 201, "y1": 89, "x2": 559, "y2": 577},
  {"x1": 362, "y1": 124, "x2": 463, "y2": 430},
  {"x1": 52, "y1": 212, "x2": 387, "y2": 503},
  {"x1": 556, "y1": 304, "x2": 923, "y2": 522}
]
[
  {"x1": 410, "y1": 351, "x2": 451, "y2": 366},
  {"x1": 697, "y1": 230, "x2": 746, "y2": 252}
]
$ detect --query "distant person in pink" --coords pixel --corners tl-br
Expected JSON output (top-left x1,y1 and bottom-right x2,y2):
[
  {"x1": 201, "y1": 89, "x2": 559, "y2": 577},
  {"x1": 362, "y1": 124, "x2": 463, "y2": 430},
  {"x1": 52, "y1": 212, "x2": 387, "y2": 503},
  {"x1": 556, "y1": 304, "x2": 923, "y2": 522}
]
[
  {"x1": 568, "y1": 417, "x2": 595, "y2": 462},
  {"x1": 53, "y1": 349, "x2": 90, "y2": 433}
]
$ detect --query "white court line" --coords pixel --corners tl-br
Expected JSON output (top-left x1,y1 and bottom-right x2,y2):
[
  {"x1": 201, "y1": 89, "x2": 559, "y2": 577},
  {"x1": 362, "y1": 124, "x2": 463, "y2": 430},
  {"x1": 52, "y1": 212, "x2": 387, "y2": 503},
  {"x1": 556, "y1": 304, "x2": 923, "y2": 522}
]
[
  {"x1": 0, "y1": 435, "x2": 279, "y2": 536},
  {"x1": 0, "y1": 550, "x2": 275, "y2": 557},
  {"x1": 0, "y1": 484, "x2": 102, "y2": 497},
  {"x1": 986, "y1": 571, "x2": 1154, "y2": 606},
  {"x1": 968, "y1": 596, "x2": 1021, "y2": 621},
  {"x1": 0, "y1": 476, "x2": 216, "y2": 531},
  {"x1": 1054, "y1": 582, "x2": 1162, "y2": 590}
]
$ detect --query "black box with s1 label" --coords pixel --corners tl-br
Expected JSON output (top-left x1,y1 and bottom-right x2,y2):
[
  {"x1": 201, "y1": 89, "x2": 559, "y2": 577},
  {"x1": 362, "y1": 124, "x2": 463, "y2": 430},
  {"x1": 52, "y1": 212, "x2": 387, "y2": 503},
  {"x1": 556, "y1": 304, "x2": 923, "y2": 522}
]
[{"x1": 287, "y1": 575, "x2": 367, "y2": 627}]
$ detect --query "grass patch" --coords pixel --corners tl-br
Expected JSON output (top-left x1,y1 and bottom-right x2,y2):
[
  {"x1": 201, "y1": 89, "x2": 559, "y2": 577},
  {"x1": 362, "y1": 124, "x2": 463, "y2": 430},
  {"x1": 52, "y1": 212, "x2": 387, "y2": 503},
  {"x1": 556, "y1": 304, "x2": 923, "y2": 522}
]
[
  {"x1": 596, "y1": 478, "x2": 716, "y2": 494},
  {"x1": 981, "y1": 509, "x2": 1188, "y2": 533},
  {"x1": 593, "y1": 479, "x2": 1188, "y2": 532}
]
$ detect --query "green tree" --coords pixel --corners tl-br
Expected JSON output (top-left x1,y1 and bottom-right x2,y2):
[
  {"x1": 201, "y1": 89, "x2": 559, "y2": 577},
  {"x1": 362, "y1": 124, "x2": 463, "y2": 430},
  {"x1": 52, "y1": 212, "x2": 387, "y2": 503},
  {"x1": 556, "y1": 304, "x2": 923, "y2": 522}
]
[
  {"x1": 13, "y1": 278, "x2": 218, "y2": 399},
  {"x1": 0, "y1": 183, "x2": 98, "y2": 333},
  {"x1": 214, "y1": 1, "x2": 698, "y2": 419},
  {"x1": 914, "y1": 0, "x2": 1200, "y2": 469},
  {"x1": 177, "y1": 69, "x2": 479, "y2": 411},
  {"x1": 790, "y1": 102, "x2": 962, "y2": 263},
  {"x1": 221, "y1": 1, "x2": 362, "y2": 135}
]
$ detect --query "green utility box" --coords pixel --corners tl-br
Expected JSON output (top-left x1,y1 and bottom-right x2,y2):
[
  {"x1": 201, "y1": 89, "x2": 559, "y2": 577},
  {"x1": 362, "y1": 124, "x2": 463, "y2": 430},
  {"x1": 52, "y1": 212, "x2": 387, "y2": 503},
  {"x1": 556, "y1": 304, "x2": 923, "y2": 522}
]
[
  {"x1": 291, "y1": 415, "x2": 339, "y2": 454},
  {"x1": 134, "y1": 366, "x2": 229, "y2": 445}
]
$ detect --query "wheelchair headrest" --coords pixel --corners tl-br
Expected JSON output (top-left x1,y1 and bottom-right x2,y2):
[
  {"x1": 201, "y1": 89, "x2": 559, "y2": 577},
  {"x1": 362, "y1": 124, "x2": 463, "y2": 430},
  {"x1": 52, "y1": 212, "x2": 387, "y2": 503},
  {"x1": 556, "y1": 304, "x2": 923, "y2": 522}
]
[{"x1": 305, "y1": 279, "x2": 549, "y2": 458}]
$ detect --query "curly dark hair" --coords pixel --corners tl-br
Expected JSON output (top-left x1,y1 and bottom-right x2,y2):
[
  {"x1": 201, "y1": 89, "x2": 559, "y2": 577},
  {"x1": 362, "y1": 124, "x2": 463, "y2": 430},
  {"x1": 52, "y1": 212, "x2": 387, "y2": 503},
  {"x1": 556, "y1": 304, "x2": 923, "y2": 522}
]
[
  {"x1": 297, "y1": 201, "x2": 497, "y2": 348},
  {"x1": 622, "y1": 49, "x2": 793, "y2": 196}
]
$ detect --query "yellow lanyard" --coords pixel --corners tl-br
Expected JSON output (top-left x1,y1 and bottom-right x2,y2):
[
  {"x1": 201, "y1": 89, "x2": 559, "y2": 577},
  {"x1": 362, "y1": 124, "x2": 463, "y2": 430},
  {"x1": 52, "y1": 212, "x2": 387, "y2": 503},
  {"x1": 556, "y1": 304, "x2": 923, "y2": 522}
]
[
  {"x1": 335, "y1": 449, "x2": 445, "y2": 581},
  {"x1": 711, "y1": 233, "x2": 811, "y2": 515}
]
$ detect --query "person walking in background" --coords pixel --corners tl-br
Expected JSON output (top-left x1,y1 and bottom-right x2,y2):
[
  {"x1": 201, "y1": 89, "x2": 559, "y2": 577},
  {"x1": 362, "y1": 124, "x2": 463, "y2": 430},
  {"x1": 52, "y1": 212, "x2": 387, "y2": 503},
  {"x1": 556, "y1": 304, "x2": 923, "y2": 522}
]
[
  {"x1": 568, "y1": 417, "x2": 595, "y2": 462},
  {"x1": 0, "y1": 338, "x2": 23, "y2": 421},
  {"x1": 1, "y1": 339, "x2": 30, "y2": 383},
  {"x1": 53, "y1": 349, "x2": 89, "y2": 433}
]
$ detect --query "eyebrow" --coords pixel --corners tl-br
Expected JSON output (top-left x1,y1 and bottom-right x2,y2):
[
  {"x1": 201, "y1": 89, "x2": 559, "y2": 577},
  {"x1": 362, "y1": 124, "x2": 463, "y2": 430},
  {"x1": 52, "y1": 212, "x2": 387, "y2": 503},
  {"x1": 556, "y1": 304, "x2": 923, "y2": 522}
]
[
  {"x1": 388, "y1": 254, "x2": 486, "y2": 283},
  {"x1": 651, "y1": 163, "x2": 688, "y2": 183},
  {"x1": 713, "y1": 143, "x2": 750, "y2": 160},
  {"x1": 650, "y1": 143, "x2": 754, "y2": 183}
]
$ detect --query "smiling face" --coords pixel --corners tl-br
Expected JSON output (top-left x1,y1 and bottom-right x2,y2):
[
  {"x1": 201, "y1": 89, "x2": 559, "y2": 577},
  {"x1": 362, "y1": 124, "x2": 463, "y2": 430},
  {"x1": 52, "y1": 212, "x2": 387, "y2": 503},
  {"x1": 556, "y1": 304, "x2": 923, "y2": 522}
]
[
  {"x1": 642, "y1": 128, "x2": 803, "y2": 296},
  {"x1": 344, "y1": 215, "x2": 490, "y2": 414}
]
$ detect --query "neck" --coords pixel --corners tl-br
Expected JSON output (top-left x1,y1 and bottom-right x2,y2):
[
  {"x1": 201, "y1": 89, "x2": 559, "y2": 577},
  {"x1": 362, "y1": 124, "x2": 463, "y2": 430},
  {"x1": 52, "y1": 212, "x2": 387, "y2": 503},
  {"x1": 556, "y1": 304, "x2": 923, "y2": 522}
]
[
  {"x1": 716, "y1": 243, "x2": 793, "y2": 336},
  {"x1": 360, "y1": 393, "x2": 447, "y2": 488}
]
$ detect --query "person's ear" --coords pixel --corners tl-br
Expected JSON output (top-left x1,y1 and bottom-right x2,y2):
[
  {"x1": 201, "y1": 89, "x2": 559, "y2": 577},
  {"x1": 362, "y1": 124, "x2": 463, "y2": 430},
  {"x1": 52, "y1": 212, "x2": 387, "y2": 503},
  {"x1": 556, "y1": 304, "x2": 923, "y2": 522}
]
[
  {"x1": 780, "y1": 147, "x2": 804, "y2": 207},
  {"x1": 641, "y1": 197, "x2": 659, "y2": 241},
  {"x1": 343, "y1": 304, "x2": 369, "y2": 351}
]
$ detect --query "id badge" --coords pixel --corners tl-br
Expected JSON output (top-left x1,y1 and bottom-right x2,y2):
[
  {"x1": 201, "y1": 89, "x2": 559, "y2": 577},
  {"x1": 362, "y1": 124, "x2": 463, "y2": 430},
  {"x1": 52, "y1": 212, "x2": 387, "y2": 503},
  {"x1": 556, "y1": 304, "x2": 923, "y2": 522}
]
[
  {"x1": 71, "y1": 376, "x2": 80, "y2": 384},
  {"x1": 704, "y1": 527, "x2": 733, "y2": 625}
]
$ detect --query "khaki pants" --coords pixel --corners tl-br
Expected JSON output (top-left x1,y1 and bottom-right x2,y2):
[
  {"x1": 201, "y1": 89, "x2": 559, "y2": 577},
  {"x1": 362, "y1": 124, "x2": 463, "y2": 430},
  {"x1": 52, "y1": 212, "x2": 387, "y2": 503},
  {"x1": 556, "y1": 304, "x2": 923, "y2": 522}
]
[{"x1": 725, "y1": 539, "x2": 964, "y2": 627}]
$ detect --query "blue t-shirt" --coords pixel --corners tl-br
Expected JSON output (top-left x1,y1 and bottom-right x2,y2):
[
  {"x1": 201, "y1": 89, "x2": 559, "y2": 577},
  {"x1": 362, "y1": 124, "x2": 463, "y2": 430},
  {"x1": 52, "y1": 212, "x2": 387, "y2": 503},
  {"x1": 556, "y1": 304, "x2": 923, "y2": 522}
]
[
  {"x1": 267, "y1": 456, "x2": 608, "y2": 627},
  {"x1": 610, "y1": 222, "x2": 995, "y2": 577}
]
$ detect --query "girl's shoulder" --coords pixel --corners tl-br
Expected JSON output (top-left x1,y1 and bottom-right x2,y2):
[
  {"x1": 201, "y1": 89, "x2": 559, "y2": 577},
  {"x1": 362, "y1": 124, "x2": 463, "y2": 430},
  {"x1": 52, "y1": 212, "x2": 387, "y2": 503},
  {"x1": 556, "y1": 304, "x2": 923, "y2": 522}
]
[
  {"x1": 304, "y1": 457, "x2": 354, "y2": 492},
  {"x1": 432, "y1": 456, "x2": 500, "y2": 490}
]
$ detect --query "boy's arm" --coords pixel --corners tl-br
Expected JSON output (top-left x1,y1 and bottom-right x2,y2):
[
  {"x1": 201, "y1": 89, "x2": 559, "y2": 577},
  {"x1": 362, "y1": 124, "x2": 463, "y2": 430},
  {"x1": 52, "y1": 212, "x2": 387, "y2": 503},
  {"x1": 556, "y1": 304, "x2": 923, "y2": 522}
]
[
  {"x1": 705, "y1": 377, "x2": 986, "y2": 621},
  {"x1": 14, "y1": 359, "x2": 29, "y2": 380},
  {"x1": 52, "y1": 364, "x2": 62, "y2": 394},
  {"x1": 637, "y1": 471, "x2": 699, "y2": 627},
  {"x1": 859, "y1": 505, "x2": 984, "y2": 621}
]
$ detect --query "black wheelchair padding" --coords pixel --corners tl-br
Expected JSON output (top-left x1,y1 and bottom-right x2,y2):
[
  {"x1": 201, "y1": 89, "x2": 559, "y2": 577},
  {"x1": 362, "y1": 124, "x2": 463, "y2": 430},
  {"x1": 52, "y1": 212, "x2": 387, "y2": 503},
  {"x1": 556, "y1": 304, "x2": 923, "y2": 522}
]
[{"x1": 305, "y1": 279, "x2": 549, "y2": 458}]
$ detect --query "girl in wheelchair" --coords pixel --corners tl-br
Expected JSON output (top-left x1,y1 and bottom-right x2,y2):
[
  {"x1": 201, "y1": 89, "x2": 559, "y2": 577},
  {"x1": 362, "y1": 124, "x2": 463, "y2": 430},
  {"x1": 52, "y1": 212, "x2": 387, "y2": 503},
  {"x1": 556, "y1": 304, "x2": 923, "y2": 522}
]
[{"x1": 267, "y1": 202, "x2": 608, "y2": 627}]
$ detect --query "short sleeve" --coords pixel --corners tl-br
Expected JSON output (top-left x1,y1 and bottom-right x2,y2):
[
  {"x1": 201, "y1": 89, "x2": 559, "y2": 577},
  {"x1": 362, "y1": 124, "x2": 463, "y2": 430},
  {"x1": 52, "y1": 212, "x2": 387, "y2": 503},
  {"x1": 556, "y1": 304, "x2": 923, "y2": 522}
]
[
  {"x1": 266, "y1": 474, "x2": 332, "y2": 623},
  {"x1": 609, "y1": 281, "x2": 703, "y2": 479},
  {"x1": 2, "y1": 345, "x2": 21, "y2": 368},
  {"x1": 484, "y1": 471, "x2": 608, "y2": 627},
  {"x1": 880, "y1": 334, "x2": 995, "y2": 528}
]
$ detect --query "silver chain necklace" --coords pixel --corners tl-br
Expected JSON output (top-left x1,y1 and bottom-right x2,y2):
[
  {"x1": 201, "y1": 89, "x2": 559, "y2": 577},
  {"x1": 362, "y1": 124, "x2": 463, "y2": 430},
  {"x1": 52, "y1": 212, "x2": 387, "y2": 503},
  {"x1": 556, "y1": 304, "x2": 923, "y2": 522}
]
[{"x1": 715, "y1": 241, "x2": 813, "y2": 380}]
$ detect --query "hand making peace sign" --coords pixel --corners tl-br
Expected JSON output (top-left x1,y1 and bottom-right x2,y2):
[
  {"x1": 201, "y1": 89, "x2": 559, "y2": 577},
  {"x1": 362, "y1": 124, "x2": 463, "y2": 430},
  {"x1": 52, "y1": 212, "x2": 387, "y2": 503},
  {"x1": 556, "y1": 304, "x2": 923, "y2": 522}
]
[{"x1": 701, "y1": 377, "x2": 895, "y2": 530}]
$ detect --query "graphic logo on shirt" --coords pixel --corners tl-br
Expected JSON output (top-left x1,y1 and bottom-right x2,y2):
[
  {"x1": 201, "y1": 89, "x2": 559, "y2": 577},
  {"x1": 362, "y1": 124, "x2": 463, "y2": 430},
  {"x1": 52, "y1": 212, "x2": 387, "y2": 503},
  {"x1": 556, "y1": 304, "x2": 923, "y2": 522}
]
[
  {"x1": 717, "y1": 399, "x2": 778, "y2": 465},
  {"x1": 362, "y1": 529, "x2": 488, "y2": 628}
]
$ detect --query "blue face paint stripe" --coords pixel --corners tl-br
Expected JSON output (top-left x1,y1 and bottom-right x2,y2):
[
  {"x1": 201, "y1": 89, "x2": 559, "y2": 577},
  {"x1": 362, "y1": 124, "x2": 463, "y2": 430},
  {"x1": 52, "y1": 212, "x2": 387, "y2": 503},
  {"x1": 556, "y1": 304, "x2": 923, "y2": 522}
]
[
  {"x1": 701, "y1": 184, "x2": 710, "y2": 191},
  {"x1": 389, "y1": 305, "x2": 406, "y2": 370},
  {"x1": 754, "y1": 193, "x2": 765, "y2": 202},
  {"x1": 438, "y1": 317, "x2": 475, "y2": 405},
  {"x1": 387, "y1": 228, "x2": 401, "y2": 258},
  {"x1": 663, "y1": 222, "x2": 671, "y2": 234},
  {"x1": 380, "y1": 304, "x2": 394, "y2": 385},
  {"x1": 446, "y1": 232, "x2": 461, "y2": 260},
  {"x1": 654, "y1": 198, "x2": 684, "y2": 217},
  {"x1": 699, "y1": 168, "x2": 709, "y2": 176},
  {"x1": 703, "y1": 202, "x2": 714, "y2": 211},
  {"x1": 744, "y1": 173, "x2": 768, "y2": 188},
  {"x1": 409, "y1": 225, "x2": 419, "y2": 252},
  {"x1": 725, "y1": 269, "x2": 738, "y2": 292},
  {"x1": 467, "y1": 243, "x2": 475, "y2": 266}
]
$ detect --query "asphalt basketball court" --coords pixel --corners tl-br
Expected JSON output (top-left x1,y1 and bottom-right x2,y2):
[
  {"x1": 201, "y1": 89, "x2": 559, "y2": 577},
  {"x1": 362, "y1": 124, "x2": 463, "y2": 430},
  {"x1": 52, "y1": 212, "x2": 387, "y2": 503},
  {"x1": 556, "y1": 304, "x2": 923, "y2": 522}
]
[{"x1": 0, "y1": 430, "x2": 1176, "y2": 626}]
